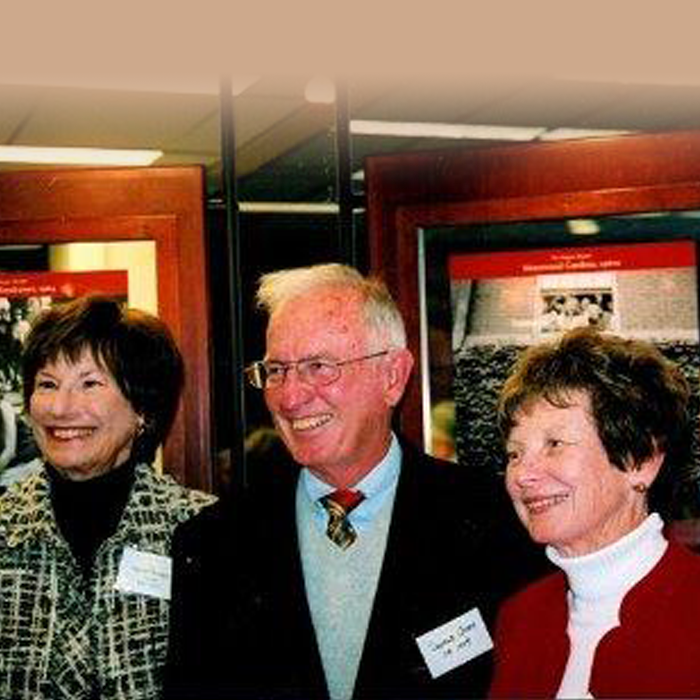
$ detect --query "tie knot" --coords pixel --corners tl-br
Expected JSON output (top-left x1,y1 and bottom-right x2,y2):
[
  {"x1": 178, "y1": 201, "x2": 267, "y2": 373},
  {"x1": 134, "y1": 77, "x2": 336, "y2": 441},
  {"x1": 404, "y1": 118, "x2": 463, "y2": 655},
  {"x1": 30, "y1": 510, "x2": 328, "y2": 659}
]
[
  {"x1": 319, "y1": 489, "x2": 365, "y2": 549},
  {"x1": 325, "y1": 488, "x2": 365, "y2": 513}
]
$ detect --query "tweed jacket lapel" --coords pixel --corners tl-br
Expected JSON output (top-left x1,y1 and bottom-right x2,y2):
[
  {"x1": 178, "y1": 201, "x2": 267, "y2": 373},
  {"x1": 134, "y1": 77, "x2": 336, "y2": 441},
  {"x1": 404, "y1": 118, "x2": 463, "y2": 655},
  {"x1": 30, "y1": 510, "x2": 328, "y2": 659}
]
[
  {"x1": 0, "y1": 462, "x2": 215, "y2": 700},
  {"x1": 0, "y1": 463, "x2": 202, "y2": 553},
  {"x1": 0, "y1": 467, "x2": 62, "y2": 548},
  {"x1": 112, "y1": 463, "x2": 196, "y2": 554}
]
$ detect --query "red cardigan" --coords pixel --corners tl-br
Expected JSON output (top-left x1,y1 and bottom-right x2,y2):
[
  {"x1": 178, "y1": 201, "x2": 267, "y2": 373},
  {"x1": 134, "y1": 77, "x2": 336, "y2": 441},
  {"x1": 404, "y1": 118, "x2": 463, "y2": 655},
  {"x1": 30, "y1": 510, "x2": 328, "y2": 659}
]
[{"x1": 489, "y1": 541, "x2": 700, "y2": 698}]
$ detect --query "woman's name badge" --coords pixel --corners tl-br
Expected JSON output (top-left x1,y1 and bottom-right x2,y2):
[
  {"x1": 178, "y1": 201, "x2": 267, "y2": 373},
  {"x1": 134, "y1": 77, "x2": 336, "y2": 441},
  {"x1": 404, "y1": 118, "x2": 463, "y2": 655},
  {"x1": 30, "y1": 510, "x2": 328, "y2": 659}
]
[
  {"x1": 115, "y1": 546, "x2": 172, "y2": 600},
  {"x1": 415, "y1": 607, "x2": 493, "y2": 679}
]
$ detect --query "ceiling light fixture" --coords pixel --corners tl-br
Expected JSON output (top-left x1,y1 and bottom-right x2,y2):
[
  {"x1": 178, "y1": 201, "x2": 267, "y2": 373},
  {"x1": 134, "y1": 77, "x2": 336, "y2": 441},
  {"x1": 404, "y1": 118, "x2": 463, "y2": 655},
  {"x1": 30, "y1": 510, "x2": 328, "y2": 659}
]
[
  {"x1": 239, "y1": 201, "x2": 340, "y2": 214},
  {"x1": 567, "y1": 219, "x2": 601, "y2": 236},
  {"x1": 0, "y1": 145, "x2": 163, "y2": 166},
  {"x1": 304, "y1": 78, "x2": 336, "y2": 104},
  {"x1": 539, "y1": 128, "x2": 632, "y2": 141},
  {"x1": 351, "y1": 120, "x2": 546, "y2": 141},
  {"x1": 350, "y1": 120, "x2": 637, "y2": 143}
]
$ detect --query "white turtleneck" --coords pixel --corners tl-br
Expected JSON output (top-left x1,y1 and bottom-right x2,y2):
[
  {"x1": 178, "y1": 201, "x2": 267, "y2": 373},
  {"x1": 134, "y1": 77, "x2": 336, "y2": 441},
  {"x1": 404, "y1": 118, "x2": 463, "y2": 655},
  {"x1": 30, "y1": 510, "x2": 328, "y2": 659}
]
[{"x1": 547, "y1": 513, "x2": 668, "y2": 699}]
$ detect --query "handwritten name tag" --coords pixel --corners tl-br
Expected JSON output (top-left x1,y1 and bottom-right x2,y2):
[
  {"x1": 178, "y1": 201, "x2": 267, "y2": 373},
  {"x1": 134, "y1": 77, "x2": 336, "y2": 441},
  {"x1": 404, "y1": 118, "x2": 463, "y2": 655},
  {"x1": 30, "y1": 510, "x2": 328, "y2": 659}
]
[
  {"x1": 415, "y1": 607, "x2": 493, "y2": 679},
  {"x1": 114, "y1": 546, "x2": 172, "y2": 600}
]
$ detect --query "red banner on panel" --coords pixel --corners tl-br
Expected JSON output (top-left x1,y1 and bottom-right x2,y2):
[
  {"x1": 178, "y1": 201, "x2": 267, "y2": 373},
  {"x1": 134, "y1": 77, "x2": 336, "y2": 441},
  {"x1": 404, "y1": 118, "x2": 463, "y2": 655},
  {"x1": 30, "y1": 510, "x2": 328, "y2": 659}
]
[
  {"x1": 0, "y1": 271, "x2": 128, "y2": 299},
  {"x1": 449, "y1": 240, "x2": 696, "y2": 280}
]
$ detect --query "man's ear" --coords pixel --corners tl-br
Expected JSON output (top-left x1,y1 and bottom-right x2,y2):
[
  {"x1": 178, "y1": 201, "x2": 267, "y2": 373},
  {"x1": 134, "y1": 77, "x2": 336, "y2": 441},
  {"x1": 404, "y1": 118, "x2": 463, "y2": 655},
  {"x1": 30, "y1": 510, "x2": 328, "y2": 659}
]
[{"x1": 384, "y1": 348, "x2": 414, "y2": 407}]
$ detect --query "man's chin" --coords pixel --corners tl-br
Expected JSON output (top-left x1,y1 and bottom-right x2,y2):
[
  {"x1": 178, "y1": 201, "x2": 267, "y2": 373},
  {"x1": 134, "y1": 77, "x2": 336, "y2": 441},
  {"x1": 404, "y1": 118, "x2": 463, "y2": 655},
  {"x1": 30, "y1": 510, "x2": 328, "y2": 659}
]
[{"x1": 285, "y1": 437, "x2": 331, "y2": 467}]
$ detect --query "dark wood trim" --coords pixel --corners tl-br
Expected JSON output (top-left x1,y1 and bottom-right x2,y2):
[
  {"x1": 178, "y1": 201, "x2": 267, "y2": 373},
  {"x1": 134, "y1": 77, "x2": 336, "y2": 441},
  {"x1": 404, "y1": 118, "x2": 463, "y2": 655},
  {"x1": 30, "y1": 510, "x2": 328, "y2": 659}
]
[
  {"x1": 367, "y1": 131, "x2": 700, "y2": 448},
  {"x1": 0, "y1": 166, "x2": 212, "y2": 491}
]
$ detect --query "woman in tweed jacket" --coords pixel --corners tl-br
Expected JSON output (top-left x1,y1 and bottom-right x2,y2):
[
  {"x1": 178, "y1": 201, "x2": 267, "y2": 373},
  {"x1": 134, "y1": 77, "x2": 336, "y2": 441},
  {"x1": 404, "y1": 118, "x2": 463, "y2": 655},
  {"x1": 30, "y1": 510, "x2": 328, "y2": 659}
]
[{"x1": 0, "y1": 297, "x2": 215, "y2": 700}]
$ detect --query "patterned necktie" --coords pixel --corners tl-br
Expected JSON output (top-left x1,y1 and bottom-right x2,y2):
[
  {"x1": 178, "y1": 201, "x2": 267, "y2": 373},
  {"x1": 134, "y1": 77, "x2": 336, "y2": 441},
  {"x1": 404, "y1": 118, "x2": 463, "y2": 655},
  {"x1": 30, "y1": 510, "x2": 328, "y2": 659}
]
[{"x1": 319, "y1": 489, "x2": 365, "y2": 549}]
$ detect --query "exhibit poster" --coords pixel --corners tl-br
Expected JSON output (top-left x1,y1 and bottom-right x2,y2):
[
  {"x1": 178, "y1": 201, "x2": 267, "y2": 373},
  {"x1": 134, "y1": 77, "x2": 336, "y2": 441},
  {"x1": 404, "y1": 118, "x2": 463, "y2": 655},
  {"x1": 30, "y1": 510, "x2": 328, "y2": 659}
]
[{"x1": 447, "y1": 240, "x2": 699, "y2": 493}]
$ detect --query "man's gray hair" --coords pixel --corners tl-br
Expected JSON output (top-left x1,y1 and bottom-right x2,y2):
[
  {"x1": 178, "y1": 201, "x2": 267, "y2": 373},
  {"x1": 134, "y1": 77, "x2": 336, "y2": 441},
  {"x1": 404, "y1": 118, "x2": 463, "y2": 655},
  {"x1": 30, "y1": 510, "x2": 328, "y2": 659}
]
[{"x1": 256, "y1": 263, "x2": 407, "y2": 349}]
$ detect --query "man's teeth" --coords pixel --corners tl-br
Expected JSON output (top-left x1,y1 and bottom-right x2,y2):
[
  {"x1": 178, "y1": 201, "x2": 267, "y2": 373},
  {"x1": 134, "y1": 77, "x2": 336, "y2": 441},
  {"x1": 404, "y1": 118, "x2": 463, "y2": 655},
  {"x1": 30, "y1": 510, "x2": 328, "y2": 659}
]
[{"x1": 291, "y1": 415, "x2": 331, "y2": 431}]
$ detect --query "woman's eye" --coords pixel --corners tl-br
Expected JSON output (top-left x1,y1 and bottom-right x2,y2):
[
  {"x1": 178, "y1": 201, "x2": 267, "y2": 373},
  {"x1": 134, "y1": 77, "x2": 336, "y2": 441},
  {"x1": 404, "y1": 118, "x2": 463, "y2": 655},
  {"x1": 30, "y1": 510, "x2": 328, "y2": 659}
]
[
  {"x1": 35, "y1": 379, "x2": 57, "y2": 390},
  {"x1": 82, "y1": 378, "x2": 104, "y2": 389}
]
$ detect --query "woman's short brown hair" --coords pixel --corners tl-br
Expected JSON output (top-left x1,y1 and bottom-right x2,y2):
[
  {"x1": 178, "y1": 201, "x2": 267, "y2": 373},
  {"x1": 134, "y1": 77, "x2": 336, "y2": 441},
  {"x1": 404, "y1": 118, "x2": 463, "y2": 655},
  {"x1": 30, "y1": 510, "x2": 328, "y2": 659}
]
[
  {"x1": 498, "y1": 327, "x2": 691, "y2": 480},
  {"x1": 22, "y1": 296, "x2": 184, "y2": 463}
]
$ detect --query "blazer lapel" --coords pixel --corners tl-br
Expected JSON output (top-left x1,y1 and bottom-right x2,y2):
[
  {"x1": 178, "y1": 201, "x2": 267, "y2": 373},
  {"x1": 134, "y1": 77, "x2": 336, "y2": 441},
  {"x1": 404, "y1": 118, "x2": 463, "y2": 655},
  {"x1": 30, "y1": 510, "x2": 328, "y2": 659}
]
[
  {"x1": 254, "y1": 465, "x2": 328, "y2": 697},
  {"x1": 353, "y1": 446, "x2": 444, "y2": 696},
  {"x1": 353, "y1": 443, "x2": 500, "y2": 699}
]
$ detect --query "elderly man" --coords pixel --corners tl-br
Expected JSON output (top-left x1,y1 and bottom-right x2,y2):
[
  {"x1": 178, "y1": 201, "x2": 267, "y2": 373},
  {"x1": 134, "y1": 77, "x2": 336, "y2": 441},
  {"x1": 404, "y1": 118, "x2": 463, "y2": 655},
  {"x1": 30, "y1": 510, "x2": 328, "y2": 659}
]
[{"x1": 165, "y1": 263, "x2": 543, "y2": 700}]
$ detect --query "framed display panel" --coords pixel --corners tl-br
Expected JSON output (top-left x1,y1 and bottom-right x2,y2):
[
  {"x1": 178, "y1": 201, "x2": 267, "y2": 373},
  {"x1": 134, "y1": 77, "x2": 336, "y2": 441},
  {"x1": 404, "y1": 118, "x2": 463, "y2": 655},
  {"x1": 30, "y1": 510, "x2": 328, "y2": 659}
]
[
  {"x1": 366, "y1": 131, "x2": 700, "y2": 475},
  {"x1": 0, "y1": 166, "x2": 212, "y2": 491},
  {"x1": 431, "y1": 235, "x2": 700, "y2": 501}
]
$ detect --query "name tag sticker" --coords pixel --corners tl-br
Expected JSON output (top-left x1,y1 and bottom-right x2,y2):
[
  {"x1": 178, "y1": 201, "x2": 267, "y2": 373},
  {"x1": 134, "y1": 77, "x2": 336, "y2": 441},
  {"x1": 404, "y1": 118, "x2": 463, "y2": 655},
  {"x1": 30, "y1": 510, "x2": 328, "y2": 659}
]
[
  {"x1": 415, "y1": 607, "x2": 493, "y2": 679},
  {"x1": 115, "y1": 546, "x2": 172, "y2": 600}
]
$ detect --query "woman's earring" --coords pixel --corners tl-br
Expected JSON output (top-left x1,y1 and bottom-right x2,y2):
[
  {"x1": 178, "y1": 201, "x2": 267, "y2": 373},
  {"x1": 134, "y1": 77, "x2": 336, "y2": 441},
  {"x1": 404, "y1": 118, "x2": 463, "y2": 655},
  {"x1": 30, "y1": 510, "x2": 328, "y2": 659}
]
[
  {"x1": 136, "y1": 416, "x2": 146, "y2": 437},
  {"x1": 632, "y1": 483, "x2": 648, "y2": 494}
]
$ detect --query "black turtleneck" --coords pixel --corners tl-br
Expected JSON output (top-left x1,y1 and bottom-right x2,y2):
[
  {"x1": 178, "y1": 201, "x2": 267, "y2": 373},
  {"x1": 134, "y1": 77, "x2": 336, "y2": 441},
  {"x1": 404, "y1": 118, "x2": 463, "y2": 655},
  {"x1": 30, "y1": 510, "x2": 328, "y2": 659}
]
[{"x1": 47, "y1": 458, "x2": 137, "y2": 579}]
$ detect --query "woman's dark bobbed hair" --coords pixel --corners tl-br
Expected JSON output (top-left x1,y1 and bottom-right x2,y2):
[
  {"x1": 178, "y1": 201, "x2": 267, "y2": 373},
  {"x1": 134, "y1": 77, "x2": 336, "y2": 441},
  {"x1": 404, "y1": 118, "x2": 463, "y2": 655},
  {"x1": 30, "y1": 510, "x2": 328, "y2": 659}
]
[
  {"x1": 22, "y1": 296, "x2": 184, "y2": 463},
  {"x1": 498, "y1": 327, "x2": 692, "y2": 515}
]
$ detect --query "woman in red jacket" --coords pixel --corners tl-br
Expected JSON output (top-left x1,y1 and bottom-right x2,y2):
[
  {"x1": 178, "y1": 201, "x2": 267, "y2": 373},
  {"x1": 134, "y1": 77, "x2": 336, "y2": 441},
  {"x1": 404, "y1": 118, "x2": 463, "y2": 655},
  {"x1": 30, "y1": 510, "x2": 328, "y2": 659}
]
[{"x1": 490, "y1": 327, "x2": 700, "y2": 699}]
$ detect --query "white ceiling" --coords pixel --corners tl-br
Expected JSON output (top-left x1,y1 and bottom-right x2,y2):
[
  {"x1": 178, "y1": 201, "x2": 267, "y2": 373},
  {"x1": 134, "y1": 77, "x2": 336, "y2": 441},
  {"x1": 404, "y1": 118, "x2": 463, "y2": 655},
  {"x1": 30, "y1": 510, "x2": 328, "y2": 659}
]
[{"x1": 1, "y1": 75, "x2": 700, "y2": 200}]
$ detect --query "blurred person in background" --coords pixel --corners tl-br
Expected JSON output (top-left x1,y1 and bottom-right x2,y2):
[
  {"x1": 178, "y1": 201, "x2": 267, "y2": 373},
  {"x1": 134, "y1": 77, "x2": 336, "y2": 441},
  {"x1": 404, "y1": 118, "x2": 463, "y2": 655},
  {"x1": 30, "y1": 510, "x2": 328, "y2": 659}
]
[{"x1": 431, "y1": 399, "x2": 457, "y2": 462}]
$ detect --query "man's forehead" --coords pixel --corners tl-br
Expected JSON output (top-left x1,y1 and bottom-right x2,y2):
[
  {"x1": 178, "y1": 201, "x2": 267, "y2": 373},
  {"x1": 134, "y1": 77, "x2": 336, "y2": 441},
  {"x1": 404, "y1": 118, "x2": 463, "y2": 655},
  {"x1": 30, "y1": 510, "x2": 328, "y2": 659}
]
[
  {"x1": 272, "y1": 288, "x2": 362, "y2": 323},
  {"x1": 266, "y1": 295, "x2": 369, "y2": 354}
]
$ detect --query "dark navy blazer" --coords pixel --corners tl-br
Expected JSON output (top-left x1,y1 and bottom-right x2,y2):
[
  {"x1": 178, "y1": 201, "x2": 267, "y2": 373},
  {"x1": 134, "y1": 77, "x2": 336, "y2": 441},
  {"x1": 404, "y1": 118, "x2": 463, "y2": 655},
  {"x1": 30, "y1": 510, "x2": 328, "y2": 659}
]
[{"x1": 164, "y1": 439, "x2": 546, "y2": 700}]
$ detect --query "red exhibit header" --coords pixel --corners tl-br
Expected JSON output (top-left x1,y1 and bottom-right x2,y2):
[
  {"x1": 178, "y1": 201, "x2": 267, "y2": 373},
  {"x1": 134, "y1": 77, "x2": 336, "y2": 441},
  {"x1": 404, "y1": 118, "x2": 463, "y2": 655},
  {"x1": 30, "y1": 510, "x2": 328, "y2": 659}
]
[
  {"x1": 0, "y1": 270, "x2": 128, "y2": 298},
  {"x1": 449, "y1": 240, "x2": 696, "y2": 280}
]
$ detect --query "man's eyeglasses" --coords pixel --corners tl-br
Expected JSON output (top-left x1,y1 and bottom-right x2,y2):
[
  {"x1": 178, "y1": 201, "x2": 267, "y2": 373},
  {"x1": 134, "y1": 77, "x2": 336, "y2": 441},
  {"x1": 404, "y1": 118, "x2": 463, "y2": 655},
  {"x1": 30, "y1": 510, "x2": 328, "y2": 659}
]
[{"x1": 245, "y1": 350, "x2": 389, "y2": 389}]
